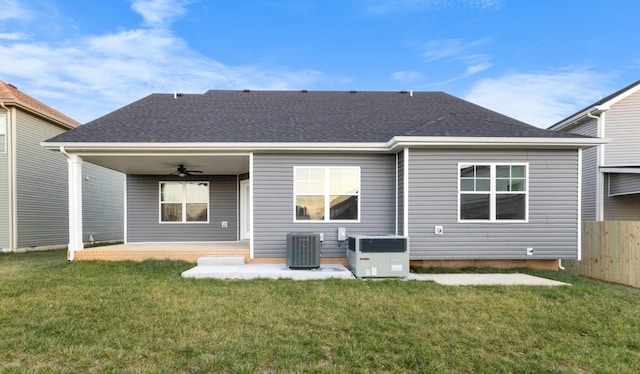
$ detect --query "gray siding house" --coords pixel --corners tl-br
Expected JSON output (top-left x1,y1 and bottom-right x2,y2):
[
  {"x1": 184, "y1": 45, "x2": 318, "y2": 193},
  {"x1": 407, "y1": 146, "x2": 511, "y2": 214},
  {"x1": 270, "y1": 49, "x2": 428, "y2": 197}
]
[
  {"x1": 0, "y1": 81, "x2": 124, "y2": 253},
  {"x1": 550, "y1": 80, "x2": 640, "y2": 221},
  {"x1": 42, "y1": 90, "x2": 602, "y2": 269}
]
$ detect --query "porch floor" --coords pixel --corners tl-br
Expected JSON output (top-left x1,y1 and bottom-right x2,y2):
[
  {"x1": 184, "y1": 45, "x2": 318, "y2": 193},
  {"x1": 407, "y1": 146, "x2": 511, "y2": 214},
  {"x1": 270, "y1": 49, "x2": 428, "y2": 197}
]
[{"x1": 74, "y1": 241, "x2": 250, "y2": 263}]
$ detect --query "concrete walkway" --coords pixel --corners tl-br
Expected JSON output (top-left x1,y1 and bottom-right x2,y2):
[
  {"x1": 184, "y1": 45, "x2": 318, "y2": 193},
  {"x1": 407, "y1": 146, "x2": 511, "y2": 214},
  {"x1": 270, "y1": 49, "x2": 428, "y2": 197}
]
[
  {"x1": 408, "y1": 273, "x2": 570, "y2": 286},
  {"x1": 181, "y1": 257, "x2": 569, "y2": 285}
]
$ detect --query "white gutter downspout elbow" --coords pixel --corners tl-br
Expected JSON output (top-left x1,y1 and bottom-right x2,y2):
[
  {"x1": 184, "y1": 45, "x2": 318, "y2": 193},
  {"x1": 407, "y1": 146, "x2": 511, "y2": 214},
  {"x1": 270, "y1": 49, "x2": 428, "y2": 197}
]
[{"x1": 59, "y1": 146, "x2": 74, "y2": 261}]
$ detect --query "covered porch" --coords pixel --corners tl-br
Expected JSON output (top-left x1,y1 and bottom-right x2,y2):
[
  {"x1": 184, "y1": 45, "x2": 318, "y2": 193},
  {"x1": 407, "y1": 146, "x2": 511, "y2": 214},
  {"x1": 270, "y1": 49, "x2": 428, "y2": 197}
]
[
  {"x1": 74, "y1": 241, "x2": 251, "y2": 263},
  {"x1": 48, "y1": 145, "x2": 254, "y2": 261}
]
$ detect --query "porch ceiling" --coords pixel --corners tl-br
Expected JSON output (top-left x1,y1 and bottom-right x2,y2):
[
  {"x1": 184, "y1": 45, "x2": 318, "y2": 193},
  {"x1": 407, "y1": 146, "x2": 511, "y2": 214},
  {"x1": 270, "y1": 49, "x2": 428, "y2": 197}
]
[{"x1": 81, "y1": 154, "x2": 250, "y2": 175}]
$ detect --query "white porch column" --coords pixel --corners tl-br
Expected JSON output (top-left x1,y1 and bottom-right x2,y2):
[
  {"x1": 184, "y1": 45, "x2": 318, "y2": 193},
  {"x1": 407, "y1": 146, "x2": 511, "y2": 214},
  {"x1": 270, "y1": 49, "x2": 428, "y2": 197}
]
[{"x1": 67, "y1": 154, "x2": 84, "y2": 258}]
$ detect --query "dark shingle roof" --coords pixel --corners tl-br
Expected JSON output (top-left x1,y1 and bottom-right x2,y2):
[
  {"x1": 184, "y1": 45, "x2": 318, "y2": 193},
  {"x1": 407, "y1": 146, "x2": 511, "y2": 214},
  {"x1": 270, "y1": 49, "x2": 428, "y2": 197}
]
[{"x1": 47, "y1": 90, "x2": 586, "y2": 143}]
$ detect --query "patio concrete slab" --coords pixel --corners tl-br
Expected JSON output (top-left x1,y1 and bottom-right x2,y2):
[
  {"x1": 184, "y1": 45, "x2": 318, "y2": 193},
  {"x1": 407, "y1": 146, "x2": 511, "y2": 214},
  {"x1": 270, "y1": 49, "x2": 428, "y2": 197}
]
[
  {"x1": 408, "y1": 273, "x2": 570, "y2": 286},
  {"x1": 182, "y1": 263, "x2": 355, "y2": 280}
]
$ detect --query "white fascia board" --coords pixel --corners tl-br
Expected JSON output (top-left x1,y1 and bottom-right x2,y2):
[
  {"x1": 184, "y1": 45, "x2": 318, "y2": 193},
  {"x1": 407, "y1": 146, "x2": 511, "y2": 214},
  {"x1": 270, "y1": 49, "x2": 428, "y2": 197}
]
[
  {"x1": 387, "y1": 136, "x2": 607, "y2": 151},
  {"x1": 40, "y1": 141, "x2": 391, "y2": 153},
  {"x1": 551, "y1": 84, "x2": 640, "y2": 131},
  {"x1": 549, "y1": 106, "x2": 602, "y2": 131}
]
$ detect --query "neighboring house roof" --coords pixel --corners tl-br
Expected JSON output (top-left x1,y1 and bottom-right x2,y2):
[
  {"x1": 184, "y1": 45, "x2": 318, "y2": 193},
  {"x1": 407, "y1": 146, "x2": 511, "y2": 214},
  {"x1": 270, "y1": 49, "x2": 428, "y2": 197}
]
[
  {"x1": 46, "y1": 90, "x2": 587, "y2": 144},
  {"x1": 550, "y1": 79, "x2": 640, "y2": 131},
  {"x1": 0, "y1": 81, "x2": 81, "y2": 129}
]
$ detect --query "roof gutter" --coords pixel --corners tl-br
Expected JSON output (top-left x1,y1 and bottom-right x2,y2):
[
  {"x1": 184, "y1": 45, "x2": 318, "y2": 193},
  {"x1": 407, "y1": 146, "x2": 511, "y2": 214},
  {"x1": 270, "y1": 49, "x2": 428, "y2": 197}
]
[
  {"x1": 41, "y1": 141, "x2": 392, "y2": 153},
  {"x1": 1, "y1": 99, "x2": 78, "y2": 130},
  {"x1": 41, "y1": 136, "x2": 607, "y2": 155},
  {"x1": 387, "y1": 136, "x2": 607, "y2": 152},
  {"x1": 549, "y1": 105, "x2": 608, "y2": 131}
]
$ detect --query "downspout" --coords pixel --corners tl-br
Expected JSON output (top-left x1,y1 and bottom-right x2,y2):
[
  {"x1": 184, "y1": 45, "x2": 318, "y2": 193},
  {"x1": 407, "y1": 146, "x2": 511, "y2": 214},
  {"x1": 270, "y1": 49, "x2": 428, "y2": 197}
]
[
  {"x1": 0, "y1": 101, "x2": 16, "y2": 252},
  {"x1": 59, "y1": 145, "x2": 74, "y2": 261},
  {"x1": 587, "y1": 109, "x2": 605, "y2": 221}
]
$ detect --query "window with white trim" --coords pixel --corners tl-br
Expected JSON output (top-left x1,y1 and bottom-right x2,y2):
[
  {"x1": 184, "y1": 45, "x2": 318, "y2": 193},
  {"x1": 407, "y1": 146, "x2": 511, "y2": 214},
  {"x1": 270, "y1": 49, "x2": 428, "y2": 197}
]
[
  {"x1": 294, "y1": 166, "x2": 360, "y2": 221},
  {"x1": 160, "y1": 182, "x2": 209, "y2": 223},
  {"x1": 0, "y1": 113, "x2": 6, "y2": 153},
  {"x1": 459, "y1": 164, "x2": 527, "y2": 221}
]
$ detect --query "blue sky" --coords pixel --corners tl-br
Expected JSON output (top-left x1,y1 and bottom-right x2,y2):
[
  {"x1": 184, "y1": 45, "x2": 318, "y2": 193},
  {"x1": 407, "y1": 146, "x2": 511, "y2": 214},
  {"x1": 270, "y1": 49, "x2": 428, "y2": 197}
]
[{"x1": 1, "y1": 0, "x2": 639, "y2": 128}]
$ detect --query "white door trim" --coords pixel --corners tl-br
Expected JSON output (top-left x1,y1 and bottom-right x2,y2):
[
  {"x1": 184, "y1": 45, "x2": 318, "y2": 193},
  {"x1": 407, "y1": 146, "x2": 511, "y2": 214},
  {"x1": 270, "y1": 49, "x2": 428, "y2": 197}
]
[{"x1": 240, "y1": 179, "x2": 250, "y2": 240}]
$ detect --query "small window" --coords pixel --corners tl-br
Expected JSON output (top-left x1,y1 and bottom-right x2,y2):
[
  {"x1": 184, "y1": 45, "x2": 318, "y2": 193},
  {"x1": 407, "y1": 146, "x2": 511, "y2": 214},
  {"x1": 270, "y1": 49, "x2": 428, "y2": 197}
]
[
  {"x1": 160, "y1": 182, "x2": 209, "y2": 223},
  {"x1": 459, "y1": 163, "x2": 527, "y2": 222},
  {"x1": 294, "y1": 166, "x2": 360, "y2": 222},
  {"x1": 0, "y1": 113, "x2": 6, "y2": 153}
]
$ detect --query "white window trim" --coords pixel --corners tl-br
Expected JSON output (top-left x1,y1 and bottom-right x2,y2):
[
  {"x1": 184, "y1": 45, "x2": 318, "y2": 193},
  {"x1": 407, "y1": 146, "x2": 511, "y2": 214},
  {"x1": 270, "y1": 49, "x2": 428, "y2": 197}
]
[
  {"x1": 293, "y1": 166, "x2": 361, "y2": 223},
  {"x1": 159, "y1": 181, "x2": 210, "y2": 224},
  {"x1": 457, "y1": 163, "x2": 529, "y2": 223}
]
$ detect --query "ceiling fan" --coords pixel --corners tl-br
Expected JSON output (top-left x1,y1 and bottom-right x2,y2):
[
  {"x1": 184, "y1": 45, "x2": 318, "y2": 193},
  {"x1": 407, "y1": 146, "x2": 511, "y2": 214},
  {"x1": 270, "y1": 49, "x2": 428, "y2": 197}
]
[{"x1": 171, "y1": 164, "x2": 203, "y2": 177}]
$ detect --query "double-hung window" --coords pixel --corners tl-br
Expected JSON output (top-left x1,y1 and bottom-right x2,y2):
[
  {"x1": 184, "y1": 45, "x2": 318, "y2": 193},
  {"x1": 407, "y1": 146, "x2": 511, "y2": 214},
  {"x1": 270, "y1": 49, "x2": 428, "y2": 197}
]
[
  {"x1": 160, "y1": 182, "x2": 209, "y2": 223},
  {"x1": 294, "y1": 166, "x2": 360, "y2": 221},
  {"x1": 0, "y1": 113, "x2": 6, "y2": 153},
  {"x1": 459, "y1": 163, "x2": 527, "y2": 221}
]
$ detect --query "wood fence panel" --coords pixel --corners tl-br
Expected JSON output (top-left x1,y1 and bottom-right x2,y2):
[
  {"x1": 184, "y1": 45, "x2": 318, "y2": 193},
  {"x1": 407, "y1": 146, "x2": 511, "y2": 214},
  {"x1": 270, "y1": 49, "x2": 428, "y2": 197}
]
[{"x1": 564, "y1": 221, "x2": 640, "y2": 288}]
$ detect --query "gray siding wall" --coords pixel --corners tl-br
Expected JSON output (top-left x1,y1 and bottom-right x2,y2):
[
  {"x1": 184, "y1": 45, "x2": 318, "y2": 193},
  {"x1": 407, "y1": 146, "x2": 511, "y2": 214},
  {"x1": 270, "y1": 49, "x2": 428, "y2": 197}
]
[
  {"x1": 407, "y1": 148, "x2": 580, "y2": 259},
  {"x1": 604, "y1": 174, "x2": 640, "y2": 220},
  {"x1": 0, "y1": 109, "x2": 8, "y2": 249},
  {"x1": 603, "y1": 90, "x2": 640, "y2": 166},
  {"x1": 126, "y1": 175, "x2": 238, "y2": 242},
  {"x1": 82, "y1": 163, "x2": 125, "y2": 242},
  {"x1": 252, "y1": 153, "x2": 396, "y2": 258},
  {"x1": 397, "y1": 151, "x2": 404, "y2": 236},
  {"x1": 574, "y1": 119, "x2": 598, "y2": 220},
  {"x1": 15, "y1": 110, "x2": 68, "y2": 248}
]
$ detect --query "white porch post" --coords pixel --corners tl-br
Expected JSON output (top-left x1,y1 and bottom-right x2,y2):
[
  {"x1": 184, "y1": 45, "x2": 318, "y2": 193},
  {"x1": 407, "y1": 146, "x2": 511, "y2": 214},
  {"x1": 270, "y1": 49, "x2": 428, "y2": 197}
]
[{"x1": 67, "y1": 153, "x2": 84, "y2": 259}]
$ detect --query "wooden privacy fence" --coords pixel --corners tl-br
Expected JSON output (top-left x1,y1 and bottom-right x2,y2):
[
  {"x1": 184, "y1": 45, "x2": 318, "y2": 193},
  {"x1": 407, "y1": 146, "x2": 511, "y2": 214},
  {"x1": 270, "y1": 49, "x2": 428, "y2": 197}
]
[{"x1": 563, "y1": 221, "x2": 640, "y2": 288}]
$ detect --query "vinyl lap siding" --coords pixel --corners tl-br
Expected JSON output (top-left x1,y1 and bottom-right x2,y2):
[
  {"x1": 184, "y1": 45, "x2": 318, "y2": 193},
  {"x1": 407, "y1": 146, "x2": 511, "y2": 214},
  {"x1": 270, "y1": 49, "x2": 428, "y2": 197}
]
[
  {"x1": 252, "y1": 153, "x2": 396, "y2": 258},
  {"x1": 82, "y1": 163, "x2": 125, "y2": 242},
  {"x1": 126, "y1": 175, "x2": 238, "y2": 242},
  {"x1": 407, "y1": 149, "x2": 580, "y2": 260},
  {"x1": 15, "y1": 111, "x2": 68, "y2": 248},
  {"x1": 603, "y1": 90, "x2": 640, "y2": 166},
  {"x1": 560, "y1": 118, "x2": 598, "y2": 220}
]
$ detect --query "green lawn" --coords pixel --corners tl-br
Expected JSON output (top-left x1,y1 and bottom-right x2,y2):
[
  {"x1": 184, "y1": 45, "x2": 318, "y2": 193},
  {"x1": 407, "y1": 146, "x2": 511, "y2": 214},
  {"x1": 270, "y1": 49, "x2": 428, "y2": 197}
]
[{"x1": 1, "y1": 250, "x2": 640, "y2": 373}]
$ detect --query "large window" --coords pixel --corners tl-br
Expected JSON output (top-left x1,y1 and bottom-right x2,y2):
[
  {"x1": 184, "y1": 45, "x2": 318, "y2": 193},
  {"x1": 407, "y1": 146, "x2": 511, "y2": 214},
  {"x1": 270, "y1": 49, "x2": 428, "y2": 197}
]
[
  {"x1": 160, "y1": 182, "x2": 209, "y2": 223},
  {"x1": 459, "y1": 164, "x2": 527, "y2": 221},
  {"x1": 0, "y1": 113, "x2": 6, "y2": 153},
  {"x1": 294, "y1": 166, "x2": 360, "y2": 221}
]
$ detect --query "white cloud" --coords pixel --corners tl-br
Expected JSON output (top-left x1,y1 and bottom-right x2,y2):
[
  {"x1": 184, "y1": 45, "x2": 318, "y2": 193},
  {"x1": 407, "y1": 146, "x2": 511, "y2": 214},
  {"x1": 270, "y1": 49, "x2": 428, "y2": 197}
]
[
  {"x1": 419, "y1": 39, "x2": 493, "y2": 84},
  {"x1": 0, "y1": 32, "x2": 27, "y2": 40},
  {"x1": 130, "y1": 0, "x2": 191, "y2": 27},
  {"x1": 391, "y1": 70, "x2": 423, "y2": 82},
  {"x1": 0, "y1": 2, "x2": 335, "y2": 123},
  {"x1": 0, "y1": 0, "x2": 32, "y2": 21},
  {"x1": 465, "y1": 69, "x2": 611, "y2": 128}
]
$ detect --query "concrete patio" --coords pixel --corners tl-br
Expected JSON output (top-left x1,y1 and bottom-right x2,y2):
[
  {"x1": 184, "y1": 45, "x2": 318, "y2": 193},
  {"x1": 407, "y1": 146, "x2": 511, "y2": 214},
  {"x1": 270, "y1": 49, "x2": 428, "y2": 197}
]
[{"x1": 181, "y1": 256, "x2": 571, "y2": 285}]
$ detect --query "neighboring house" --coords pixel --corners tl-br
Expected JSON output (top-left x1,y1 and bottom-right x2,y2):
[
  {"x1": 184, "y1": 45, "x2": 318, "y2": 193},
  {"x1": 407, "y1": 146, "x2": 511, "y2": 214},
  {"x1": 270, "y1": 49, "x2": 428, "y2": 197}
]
[
  {"x1": 550, "y1": 80, "x2": 640, "y2": 221},
  {"x1": 0, "y1": 81, "x2": 124, "y2": 253},
  {"x1": 42, "y1": 90, "x2": 602, "y2": 269}
]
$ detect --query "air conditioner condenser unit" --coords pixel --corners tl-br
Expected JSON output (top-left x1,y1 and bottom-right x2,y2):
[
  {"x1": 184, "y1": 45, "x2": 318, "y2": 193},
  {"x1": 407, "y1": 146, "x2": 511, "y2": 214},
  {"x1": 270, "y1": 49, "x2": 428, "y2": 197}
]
[{"x1": 286, "y1": 233, "x2": 321, "y2": 269}]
